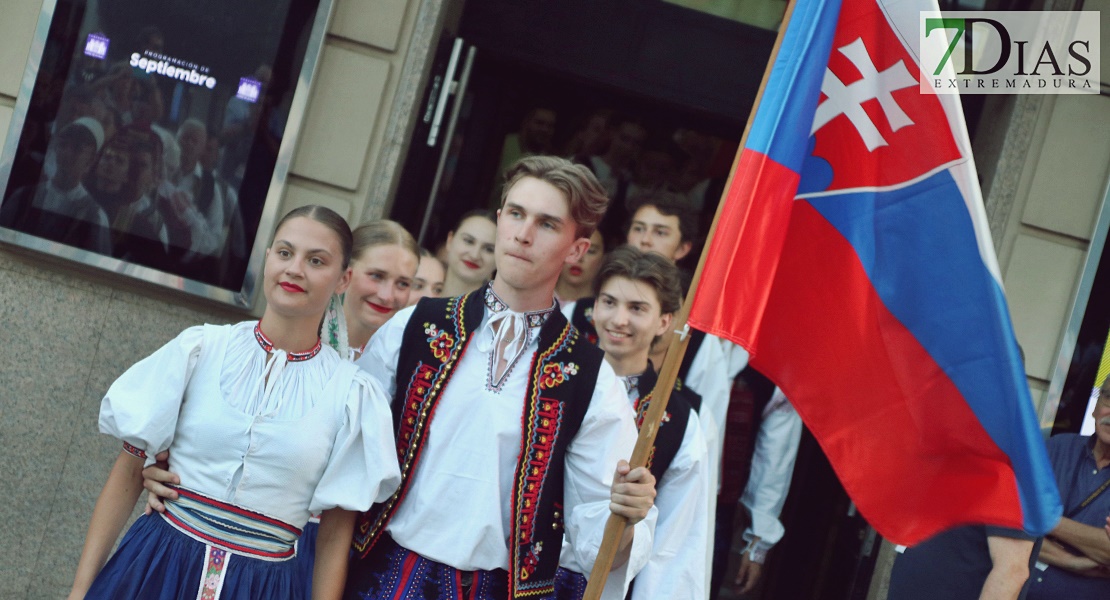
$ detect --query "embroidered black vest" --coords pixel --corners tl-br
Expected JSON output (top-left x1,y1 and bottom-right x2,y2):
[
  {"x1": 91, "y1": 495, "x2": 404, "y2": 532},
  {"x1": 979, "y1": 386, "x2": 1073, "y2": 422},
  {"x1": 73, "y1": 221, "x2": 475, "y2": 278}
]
[
  {"x1": 352, "y1": 286, "x2": 605, "y2": 599},
  {"x1": 568, "y1": 298, "x2": 598, "y2": 345},
  {"x1": 630, "y1": 366, "x2": 700, "y2": 484}
]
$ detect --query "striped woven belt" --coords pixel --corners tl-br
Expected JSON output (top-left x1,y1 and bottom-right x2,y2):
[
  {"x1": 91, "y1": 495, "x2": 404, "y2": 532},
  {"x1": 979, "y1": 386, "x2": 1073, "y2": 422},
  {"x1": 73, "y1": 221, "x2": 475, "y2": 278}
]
[{"x1": 161, "y1": 487, "x2": 302, "y2": 560}]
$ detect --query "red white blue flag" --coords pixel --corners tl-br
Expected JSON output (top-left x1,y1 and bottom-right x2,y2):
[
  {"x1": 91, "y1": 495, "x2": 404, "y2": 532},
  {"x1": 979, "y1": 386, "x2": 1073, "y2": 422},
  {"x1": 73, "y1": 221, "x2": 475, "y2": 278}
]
[{"x1": 688, "y1": 0, "x2": 1062, "y2": 543}]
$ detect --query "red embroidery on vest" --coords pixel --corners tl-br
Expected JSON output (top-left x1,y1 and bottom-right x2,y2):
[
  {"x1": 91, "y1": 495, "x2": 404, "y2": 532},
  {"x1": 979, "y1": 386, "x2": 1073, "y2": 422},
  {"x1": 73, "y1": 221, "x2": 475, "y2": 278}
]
[
  {"x1": 518, "y1": 398, "x2": 561, "y2": 547},
  {"x1": 353, "y1": 295, "x2": 470, "y2": 556},
  {"x1": 398, "y1": 363, "x2": 439, "y2": 453},
  {"x1": 538, "y1": 362, "x2": 578, "y2": 390},
  {"x1": 425, "y1": 323, "x2": 455, "y2": 362}
]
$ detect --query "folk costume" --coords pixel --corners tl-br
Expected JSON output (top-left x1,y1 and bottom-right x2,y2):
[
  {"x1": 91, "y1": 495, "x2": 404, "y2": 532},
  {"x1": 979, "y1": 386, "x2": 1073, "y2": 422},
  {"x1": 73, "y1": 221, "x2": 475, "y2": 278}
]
[
  {"x1": 88, "y1": 321, "x2": 401, "y2": 599},
  {"x1": 347, "y1": 285, "x2": 655, "y2": 599},
  {"x1": 560, "y1": 297, "x2": 599, "y2": 347},
  {"x1": 556, "y1": 365, "x2": 710, "y2": 600}
]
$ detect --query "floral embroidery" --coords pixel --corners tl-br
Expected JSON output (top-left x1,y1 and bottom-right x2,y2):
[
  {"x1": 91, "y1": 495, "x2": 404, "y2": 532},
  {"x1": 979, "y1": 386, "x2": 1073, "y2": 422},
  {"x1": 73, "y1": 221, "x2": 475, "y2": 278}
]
[
  {"x1": 425, "y1": 323, "x2": 455, "y2": 362},
  {"x1": 538, "y1": 362, "x2": 578, "y2": 390},
  {"x1": 355, "y1": 294, "x2": 469, "y2": 557},
  {"x1": 521, "y1": 541, "x2": 544, "y2": 581},
  {"x1": 484, "y1": 286, "x2": 508, "y2": 312},
  {"x1": 484, "y1": 286, "x2": 558, "y2": 328},
  {"x1": 197, "y1": 546, "x2": 228, "y2": 600}
]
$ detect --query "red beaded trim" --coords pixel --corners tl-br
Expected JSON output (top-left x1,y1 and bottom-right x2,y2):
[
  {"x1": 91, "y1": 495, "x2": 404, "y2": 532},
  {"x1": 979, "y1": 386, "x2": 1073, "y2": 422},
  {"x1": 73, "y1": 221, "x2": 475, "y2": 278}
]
[
  {"x1": 253, "y1": 323, "x2": 322, "y2": 362},
  {"x1": 122, "y1": 441, "x2": 147, "y2": 459}
]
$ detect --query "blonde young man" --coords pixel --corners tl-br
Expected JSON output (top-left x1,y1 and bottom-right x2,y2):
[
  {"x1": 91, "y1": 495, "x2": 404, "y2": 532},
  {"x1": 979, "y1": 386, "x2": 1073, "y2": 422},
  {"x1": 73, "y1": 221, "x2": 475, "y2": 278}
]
[{"x1": 345, "y1": 157, "x2": 657, "y2": 599}]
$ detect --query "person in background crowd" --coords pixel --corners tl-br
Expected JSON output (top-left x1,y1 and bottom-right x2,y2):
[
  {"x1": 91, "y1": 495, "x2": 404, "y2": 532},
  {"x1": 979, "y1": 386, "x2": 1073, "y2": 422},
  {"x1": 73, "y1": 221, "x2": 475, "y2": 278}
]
[
  {"x1": 494, "y1": 107, "x2": 559, "y2": 192},
  {"x1": 565, "y1": 109, "x2": 612, "y2": 161},
  {"x1": 440, "y1": 209, "x2": 497, "y2": 297},
  {"x1": 555, "y1": 245, "x2": 709, "y2": 600},
  {"x1": 70, "y1": 205, "x2": 400, "y2": 600},
  {"x1": 0, "y1": 117, "x2": 112, "y2": 254},
  {"x1": 1028, "y1": 377, "x2": 1110, "y2": 599},
  {"x1": 221, "y1": 64, "x2": 274, "y2": 188},
  {"x1": 96, "y1": 127, "x2": 171, "y2": 260},
  {"x1": 340, "y1": 221, "x2": 420, "y2": 360},
  {"x1": 408, "y1": 248, "x2": 447, "y2": 306},
  {"x1": 556, "y1": 229, "x2": 605, "y2": 307},
  {"x1": 626, "y1": 192, "x2": 697, "y2": 266},
  {"x1": 625, "y1": 139, "x2": 683, "y2": 203},
  {"x1": 582, "y1": 115, "x2": 647, "y2": 243},
  {"x1": 164, "y1": 118, "x2": 246, "y2": 276},
  {"x1": 343, "y1": 156, "x2": 658, "y2": 599}
]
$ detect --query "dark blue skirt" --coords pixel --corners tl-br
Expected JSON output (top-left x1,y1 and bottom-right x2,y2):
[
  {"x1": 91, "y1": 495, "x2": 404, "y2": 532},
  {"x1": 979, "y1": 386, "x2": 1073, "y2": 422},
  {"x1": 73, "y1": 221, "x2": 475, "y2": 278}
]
[
  {"x1": 85, "y1": 513, "x2": 302, "y2": 599},
  {"x1": 294, "y1": 520, "x2": 319, "y2": 596}
]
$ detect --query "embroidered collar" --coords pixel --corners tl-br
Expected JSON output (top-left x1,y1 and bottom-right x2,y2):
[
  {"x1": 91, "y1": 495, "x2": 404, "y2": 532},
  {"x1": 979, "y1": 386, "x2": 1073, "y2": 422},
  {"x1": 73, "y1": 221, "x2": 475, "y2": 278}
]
[
  {"x1": 484, "y1": 285, "x2": 557, "y2": 329},
  {"x1": 620, "y1": 373, "x2": 640, "y2": 395},
  {"x1": 253, "y1": 323, "x2": 323, "y2": 362}
]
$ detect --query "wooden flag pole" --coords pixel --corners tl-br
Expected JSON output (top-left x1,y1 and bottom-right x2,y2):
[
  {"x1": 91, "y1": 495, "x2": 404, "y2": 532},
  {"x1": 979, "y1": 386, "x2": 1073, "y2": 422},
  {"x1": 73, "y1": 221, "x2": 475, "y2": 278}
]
[{"x1": 581, "y1": 0, "x2": 800, "y2": 596}]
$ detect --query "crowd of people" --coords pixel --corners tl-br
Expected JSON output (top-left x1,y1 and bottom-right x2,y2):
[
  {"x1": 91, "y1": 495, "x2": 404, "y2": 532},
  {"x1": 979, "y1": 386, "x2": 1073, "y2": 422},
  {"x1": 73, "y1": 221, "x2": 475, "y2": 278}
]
[
  {"x1": 490, "y1": 106, "x2": 733, "y2": 265},
  {"x1": 0, "y1": 26, "x2": 268, "y2": 285},
  {"x1": 63, "y1": 130, "x2": 1110, "y2": 599}
]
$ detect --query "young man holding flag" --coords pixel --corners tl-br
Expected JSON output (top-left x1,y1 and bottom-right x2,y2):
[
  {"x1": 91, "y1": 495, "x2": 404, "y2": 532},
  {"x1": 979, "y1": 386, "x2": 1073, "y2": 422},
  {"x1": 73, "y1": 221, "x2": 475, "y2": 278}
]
[
  {"x1": 556, "y1": 245, "x2": 710, "y2": 600},
  {"x1": 627, "y1": 191, "x2": 802, "y2": 595}
]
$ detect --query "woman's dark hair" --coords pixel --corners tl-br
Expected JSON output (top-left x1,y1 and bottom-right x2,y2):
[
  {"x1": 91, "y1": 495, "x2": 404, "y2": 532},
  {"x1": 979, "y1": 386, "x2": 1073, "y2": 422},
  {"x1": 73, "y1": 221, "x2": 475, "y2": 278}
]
[
  {"x1": 452, "y1": 209, "x2": 497, "y2": 233},
  {"x1": 273, "y1": 205, "x2": 354, "y2": 268}
]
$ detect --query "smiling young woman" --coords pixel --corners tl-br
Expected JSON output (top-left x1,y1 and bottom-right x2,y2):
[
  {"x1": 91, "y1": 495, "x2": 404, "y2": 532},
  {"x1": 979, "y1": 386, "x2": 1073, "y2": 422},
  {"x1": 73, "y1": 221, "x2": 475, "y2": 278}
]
[
  {"x1": 441, "y1": 209, "x2": 497, "y2": 298},
  {"x1": 341, "y1": 220, "x2": 420, "y2": 359},
  {"x1": 69, "y1": 205, "x2": 401, "y2": 600}
]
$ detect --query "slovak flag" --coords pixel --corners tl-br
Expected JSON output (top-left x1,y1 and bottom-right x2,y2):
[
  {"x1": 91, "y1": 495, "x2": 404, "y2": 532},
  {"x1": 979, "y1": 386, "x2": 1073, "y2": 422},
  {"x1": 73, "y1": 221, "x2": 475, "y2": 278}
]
[{"x1": 688, "y1": 0, "x2": 1062, "y2": 543}]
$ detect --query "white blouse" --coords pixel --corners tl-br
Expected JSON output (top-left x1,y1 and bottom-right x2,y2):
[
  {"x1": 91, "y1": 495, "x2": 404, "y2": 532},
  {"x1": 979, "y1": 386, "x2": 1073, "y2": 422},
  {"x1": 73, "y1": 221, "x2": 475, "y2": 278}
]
[
  {"x1": 99, "y1": 321, "x2": 401, "y2": 529},
  {"x1": 357, "y1": 302, "x2": 655, "y2": 576}
]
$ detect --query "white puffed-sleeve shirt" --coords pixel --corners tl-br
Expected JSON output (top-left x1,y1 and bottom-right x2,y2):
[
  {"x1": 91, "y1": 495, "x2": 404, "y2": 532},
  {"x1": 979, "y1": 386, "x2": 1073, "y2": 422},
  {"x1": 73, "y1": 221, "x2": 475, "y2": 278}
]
[{"x1": 99, "y1": 321, "x2": 401, "y2": 529}]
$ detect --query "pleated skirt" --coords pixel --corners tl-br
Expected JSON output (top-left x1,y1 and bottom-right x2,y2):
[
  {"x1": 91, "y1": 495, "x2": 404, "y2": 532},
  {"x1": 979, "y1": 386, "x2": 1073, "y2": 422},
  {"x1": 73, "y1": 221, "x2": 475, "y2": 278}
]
[{"x1": 84, "y1": 513, "x2": 302, "y2": 600}]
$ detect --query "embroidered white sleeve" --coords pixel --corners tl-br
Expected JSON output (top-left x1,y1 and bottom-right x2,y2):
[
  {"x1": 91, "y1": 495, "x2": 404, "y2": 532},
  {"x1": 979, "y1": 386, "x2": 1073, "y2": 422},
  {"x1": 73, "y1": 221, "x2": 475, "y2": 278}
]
[{"x1": 99, "y1": 325, "x2": 205, "y2": 467}]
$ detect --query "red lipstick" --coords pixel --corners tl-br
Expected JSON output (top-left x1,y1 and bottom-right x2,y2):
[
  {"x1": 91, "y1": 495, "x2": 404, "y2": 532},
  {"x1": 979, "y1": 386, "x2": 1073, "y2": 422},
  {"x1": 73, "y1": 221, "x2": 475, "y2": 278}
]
[{"x1": 367, "y1": 301, "x2": 392, "y2": 314}]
